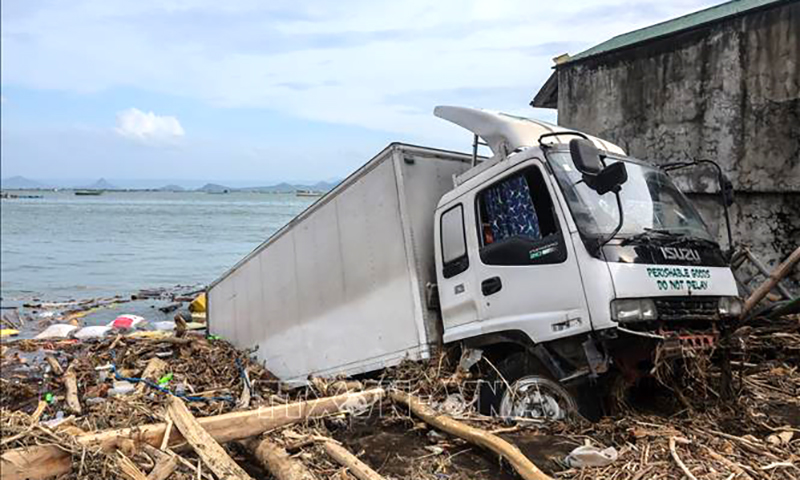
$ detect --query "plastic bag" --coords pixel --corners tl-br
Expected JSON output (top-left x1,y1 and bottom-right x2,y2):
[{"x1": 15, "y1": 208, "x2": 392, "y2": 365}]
[
  {"x1": 565, "y1": 445, "x2": 618, "y2": 467},
  {"x1": 35, "y1": 324, "x2": 78, "y2": 339},
  {"x1": 109, "y1": 314, "x2": 146, "y2": 330},
  {"x1": 73, "y1": 325, "x2": 112, "y2": 339}
]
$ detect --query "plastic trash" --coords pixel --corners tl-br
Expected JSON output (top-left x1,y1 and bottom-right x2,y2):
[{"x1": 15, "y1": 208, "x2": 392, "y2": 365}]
[
  {"x1": 158, "y1": 373, "x2": 173, "y2": 386},
  {"x1": 189, "y1": 293, "x2": 206, "y2": 313},
  {"x1": 44, "y1": 392, "x2": 54, "y2": 404},
  {"x1": 73, "y1": 325, "x2": 112, "y2": 339},
  {"x1": 108, "y1": 380, "x2": 135, "y2": 396},
  {"x1": 41, "y1": 411, "x2": 66, "y2": 429},
  {"x1": 35, "y1": 324, "x2": 78, "y2": 339},
  {"x1": 152, "y1": 321, "x2": 176, "y2": 331},
  {"x1": 127, "y1": 331, "x2": 171, "y2": 340},
  {"x1": 565, "y1": 445, "x2": 618, "y2": 468},
  {"x1": 0, "y1": 329, "x2": 20, "y2": 338},
  {"x1": 109, "y1": 314, "x2": 146, "y2": 330},
  {"x1": 185, "y1": 322, "x2": 206, "y2": 331}
]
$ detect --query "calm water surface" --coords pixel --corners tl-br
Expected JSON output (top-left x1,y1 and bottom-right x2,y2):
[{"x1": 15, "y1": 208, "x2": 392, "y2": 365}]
[{"x1": 1, "y1": 191, "x2": 314, "y2": 301}]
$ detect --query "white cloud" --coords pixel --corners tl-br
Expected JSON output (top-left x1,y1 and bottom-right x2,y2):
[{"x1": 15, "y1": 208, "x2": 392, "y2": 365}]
[
  {"x1": 2, "y1": 0, "x2": 720, "y2": 139},
  {"x1": 115, "y1": 108, "x2": 185, "y2": 143}
]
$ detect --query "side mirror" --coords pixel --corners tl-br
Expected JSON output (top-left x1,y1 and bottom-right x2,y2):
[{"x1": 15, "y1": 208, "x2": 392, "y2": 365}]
[
  {"x1": 569, "y1": 138, "x2": 603, "y2": 174},
  {"x1": 588, "y1": 162, "x2": 628, "y2": 195}
]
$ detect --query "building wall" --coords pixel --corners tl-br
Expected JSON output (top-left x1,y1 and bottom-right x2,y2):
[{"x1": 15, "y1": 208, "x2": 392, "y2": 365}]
[{"x1": 556, "y1": 1, "x2": 799, "y2": 291}]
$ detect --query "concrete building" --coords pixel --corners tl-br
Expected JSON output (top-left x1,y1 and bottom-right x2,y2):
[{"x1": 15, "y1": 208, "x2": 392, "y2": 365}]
[{"x1": 532, "y1": 0, "x2": 799, "y2": 292}]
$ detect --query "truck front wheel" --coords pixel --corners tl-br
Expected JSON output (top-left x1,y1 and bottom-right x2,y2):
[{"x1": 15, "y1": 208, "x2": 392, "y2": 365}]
[{"x1": 479, "y1": 352, "x2": 577, "y2": 420}]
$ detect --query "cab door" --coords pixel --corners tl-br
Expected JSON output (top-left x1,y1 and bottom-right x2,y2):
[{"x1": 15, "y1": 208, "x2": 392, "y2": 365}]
[
  {"x1": 435, "y1": 202, "x2": 480, "y2": 330},
  {"x1": 472, "y1": 160, "x2": 591, "y2": 343}
]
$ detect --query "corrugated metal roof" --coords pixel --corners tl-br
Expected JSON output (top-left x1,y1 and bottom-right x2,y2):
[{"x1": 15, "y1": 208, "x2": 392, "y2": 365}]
[{"x1": 566, "y1": 0, "x2": 785, "y2": 63}]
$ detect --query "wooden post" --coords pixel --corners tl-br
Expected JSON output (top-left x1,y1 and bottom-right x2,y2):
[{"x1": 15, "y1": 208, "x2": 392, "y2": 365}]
[{"x1": 742, "y1": 247, "x2": 800, "y2": 316}]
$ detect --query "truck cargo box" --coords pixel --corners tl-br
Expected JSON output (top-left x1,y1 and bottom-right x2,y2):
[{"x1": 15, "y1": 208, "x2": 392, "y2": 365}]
[{"x1": 208, "y1": 143, "x2": 473, "y2": 385}]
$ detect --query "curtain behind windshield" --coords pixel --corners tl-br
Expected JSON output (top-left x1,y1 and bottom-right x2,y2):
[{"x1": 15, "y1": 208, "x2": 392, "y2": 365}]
[{"x1": 483, "y1": 175, "x2": 541, "y2": 242}]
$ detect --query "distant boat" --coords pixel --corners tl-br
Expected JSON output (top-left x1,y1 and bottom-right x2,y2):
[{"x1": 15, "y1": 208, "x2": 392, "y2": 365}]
[
  {"x1": 296, "y1": 189, "x2": 323, "y2": 197},
  {"x1": 75, "y1": 190, "x2": 103, "y2": 196}
]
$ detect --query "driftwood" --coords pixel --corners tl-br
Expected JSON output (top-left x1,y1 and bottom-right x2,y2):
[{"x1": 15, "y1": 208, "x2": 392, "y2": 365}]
[
  {"x1": 742, "y1": 247, "x2": 800, "y2": 316},
  {"x1": 167, "y1": 396, "x2": 253, "y2": 480},
  {"x1": 0, "y1": 388, "x2": 385, "y2": 480},
  {"x1": 135, "y1": 357, "x2": 168, "y2": 395},
  {"x1": 322, "y1": 439, "x2": 386, "y2": 480},
  {"x1": 390, "y1": 391, "x2": 552, "y2": 480},
  {"x1": 45, "y1": 356, "x2": 63, "y2": 376},
  {"x1": 64, "y1": 366, "x2": 82, "y2": 415},
  {"x1": 242, "y1": 436, "x2": 317, "y2": 480}
]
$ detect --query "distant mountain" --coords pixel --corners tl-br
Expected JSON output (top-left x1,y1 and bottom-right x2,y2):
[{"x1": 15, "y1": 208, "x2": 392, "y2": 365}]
[
  {"x1": 238, "y1": 181, "x2": 339, "y2": 193},
  {"x1": 1, "y1": 176, "x2": 48, "y2": 189},
  {"x1": 197, "y1": 183, "x2": 232, "y2": 193},
  {"x1": 159, "y1": 184, "x2": 185, "y2": 192},
  {"x1": 82, "y1": 178, "x2": 118, "y2": 190}
]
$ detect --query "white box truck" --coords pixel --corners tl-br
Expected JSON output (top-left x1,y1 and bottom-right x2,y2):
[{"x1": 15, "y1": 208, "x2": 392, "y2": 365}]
[{"x1": 208, "y1": 106, "x2": 742, "y2": 419}]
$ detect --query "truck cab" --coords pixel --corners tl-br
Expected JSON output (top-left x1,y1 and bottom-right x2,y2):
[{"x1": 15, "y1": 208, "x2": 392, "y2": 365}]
[{"x1": 432, "y1": 107, "x2": 742, "y2": 419}]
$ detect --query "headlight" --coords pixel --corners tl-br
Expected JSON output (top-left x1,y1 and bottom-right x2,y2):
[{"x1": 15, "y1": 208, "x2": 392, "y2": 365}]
[
  {"x1": 611, "y1": 298, "x2": 657, "y2": 322},
  {"x1": 718, "y1": 296, "x2": 743, "y2": 317}
]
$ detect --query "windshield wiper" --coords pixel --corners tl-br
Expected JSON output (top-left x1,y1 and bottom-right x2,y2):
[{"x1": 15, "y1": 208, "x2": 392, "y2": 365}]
[
  {"x1": 665, "y1": 235, "x2": 719, "y2": 249},
  {"x1": 620, "y1": 228, "x2": 685, "y2": 246}
]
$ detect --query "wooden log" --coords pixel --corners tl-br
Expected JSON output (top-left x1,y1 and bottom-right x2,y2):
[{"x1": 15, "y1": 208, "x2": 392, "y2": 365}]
[
  {"x1": 64, "y1": 367, "x2": 82, "y2": 415},
  {"x1": 167, "y1": 396, "x2": 252, "y2": 480},
  {"x1": 322, "y1": 440, "x2": 385, "y2": 480},
  {"x1": 135, "y1": 358, "x2": 168, "y2": 395},
  {"x1": 389, "y1": 391, "x2": 552, "y2": 480},
  {"x1": 1, "y1": 388, "x2": 384, "y2": 480},
  {"x1": 743, "y1": 247, "x2": 800, "y2": 316},
  {"x1": 242, "y1": 436, "x2": 317, "y2": 480}
]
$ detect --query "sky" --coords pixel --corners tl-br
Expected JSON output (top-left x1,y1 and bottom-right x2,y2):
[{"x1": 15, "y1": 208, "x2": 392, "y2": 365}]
[{"x1": 1, "y1": 0, "x2": 721, "y2": 186}]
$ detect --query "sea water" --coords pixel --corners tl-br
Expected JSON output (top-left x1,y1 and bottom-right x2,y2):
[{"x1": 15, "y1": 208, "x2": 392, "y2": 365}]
[{"x1": 0, "y1": 190, "x2": 314, "y2": 302}]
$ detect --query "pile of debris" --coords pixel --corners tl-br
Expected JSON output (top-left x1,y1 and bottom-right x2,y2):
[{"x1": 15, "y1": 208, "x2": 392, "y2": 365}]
[{"x1": 1, "y1": 312, "x2": 798, "y2": 480}]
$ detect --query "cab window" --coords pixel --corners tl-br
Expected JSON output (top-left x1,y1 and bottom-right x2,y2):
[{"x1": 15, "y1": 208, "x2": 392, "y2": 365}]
[
  {"x1": 476, "y1": 166, "x2": 566, "y2": 265},
  {"x1": 440, "y1": 204, "x2": 469, "y2": 278}
]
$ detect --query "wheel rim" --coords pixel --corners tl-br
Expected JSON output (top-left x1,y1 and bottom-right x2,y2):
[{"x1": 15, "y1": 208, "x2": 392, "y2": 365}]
[{"x1": 499, "y1": 375, "x2": 576, "y2": 420}]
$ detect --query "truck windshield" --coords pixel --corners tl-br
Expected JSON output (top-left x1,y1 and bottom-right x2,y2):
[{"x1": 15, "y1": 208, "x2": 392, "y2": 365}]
[{"x1": 546, "y1": 151, "x2": 712, "y2": 242}]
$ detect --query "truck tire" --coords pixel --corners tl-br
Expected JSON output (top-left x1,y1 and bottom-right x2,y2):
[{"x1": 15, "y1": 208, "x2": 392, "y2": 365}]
[{"x1": 479, "y1": 352, "x2": 577, "y2": 420}]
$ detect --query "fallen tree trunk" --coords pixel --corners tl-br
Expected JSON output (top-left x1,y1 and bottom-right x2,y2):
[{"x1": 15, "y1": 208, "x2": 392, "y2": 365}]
[
  {"x1": 322, "y1": 439, "x2": 386, "y2": 480},
  {"x1": 0, "y1": 388, "x2": 384, "y2": 480},
  {"x1": 742, "y1": 247, "x2": 800, "y2": 316},
  {"x1": 242, "y1": 436, "x2": 317, "y2": 480},
  {"x1": 389, "y1": 391, "x2": 552, "y2": 480},
  {"x1": 168, "y1": 396, "x2": 253, "y2": 480}
]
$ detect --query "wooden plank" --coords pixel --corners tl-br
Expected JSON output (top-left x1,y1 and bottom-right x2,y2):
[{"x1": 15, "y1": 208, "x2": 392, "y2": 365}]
[
  {"x1": 0, "y1": 388, "x2": 384, "y2": 480},
  {"x1": 390, "y1": 391, "x2": 552, "y2": 480},
  {"x1": 167, "y1": 396, "x2": 252, "y2": 480}
]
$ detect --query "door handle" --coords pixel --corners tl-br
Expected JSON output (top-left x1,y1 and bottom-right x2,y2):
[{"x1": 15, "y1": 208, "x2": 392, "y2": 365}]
[{"x1": 481, "y1": 276, "x2": 502, "y2": 296}]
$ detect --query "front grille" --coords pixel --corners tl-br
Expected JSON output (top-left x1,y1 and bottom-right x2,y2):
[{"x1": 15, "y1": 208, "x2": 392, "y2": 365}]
[{"x1": 655, "y1": 297, "x2": 719, "y2": 321}]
